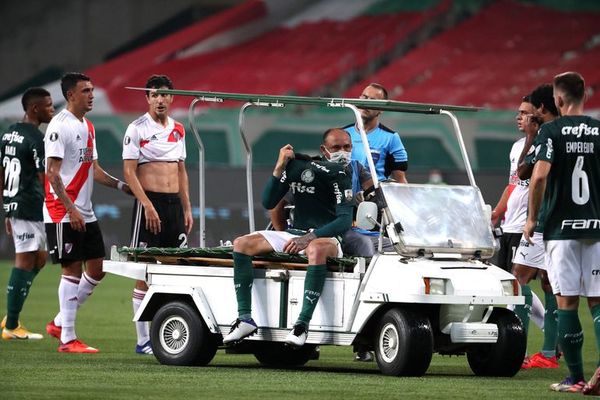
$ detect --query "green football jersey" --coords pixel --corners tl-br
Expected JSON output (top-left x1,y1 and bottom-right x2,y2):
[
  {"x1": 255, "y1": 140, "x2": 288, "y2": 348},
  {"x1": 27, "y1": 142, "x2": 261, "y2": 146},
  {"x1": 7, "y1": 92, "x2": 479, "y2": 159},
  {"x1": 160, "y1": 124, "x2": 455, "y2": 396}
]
[
  {"x1": 263, "y1": 158, "x2": 353, "y2": 237},
  {"x1": 534, "y1": 115, "x2": 600, "y2": 239},
  {"x1": 1, "y1": 122, "x2": 45, "y2": 220}
]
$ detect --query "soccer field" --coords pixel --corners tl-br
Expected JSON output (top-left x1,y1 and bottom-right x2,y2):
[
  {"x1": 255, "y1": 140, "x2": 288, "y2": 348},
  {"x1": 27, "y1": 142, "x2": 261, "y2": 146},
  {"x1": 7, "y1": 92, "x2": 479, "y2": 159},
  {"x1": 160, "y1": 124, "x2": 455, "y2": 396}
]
[{"x1": 0, "y1": 260, "x2": 595, "y2": 399}]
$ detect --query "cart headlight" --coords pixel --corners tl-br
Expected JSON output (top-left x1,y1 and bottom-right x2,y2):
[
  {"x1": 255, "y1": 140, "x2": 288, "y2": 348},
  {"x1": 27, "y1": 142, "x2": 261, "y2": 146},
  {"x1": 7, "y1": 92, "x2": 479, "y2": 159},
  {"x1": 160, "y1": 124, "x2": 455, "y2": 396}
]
[
  {"x1": 501, "y1": 279, "x2": 519, "y2": 296},
  {"x1": 424, "y1": 277, "x2": 447, "y2": 295}
]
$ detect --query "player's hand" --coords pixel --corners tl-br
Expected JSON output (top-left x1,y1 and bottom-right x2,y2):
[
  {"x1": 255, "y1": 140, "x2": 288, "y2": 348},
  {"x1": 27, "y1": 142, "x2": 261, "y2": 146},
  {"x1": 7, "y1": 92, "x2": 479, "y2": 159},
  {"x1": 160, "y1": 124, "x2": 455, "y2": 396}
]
[
  {"x1": 522, "y1": 114, "x2": 540, "y2": 137},
  {"x1": 144, "y1": 205, "x2": 161, "y2": 235},
  {"x1": 283, "y1": 232, "x2": 316, "y2": 254},
  {"x1": 273, "y1": 144, "x2": 295, "y2": 176},
  {"x1": 523, "y1": 220, "x2": 535, "y2": 244},
  {"x1": 355, "y1": 191, "x2": 365, "y2": 203},
  {"x1": 5, "y1": 218, "x2": 12, "y2": 235},
  {"x1": 68, "y1": 208, "x2": 86, "y2": 232},
  {"x1": 184, "y1": 209, "x2": 193, "y2": 234}
]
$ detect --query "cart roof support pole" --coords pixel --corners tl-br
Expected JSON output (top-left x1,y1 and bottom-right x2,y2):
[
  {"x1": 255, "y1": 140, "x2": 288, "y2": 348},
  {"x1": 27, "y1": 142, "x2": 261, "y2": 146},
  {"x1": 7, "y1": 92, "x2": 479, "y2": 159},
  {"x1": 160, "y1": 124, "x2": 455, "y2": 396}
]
[
  {"x1": 188, "y1": 98, "x2": 206, "y2": 247},
  {"x1": 440, "y1": 110, "x2": 477, "y2": 187}
]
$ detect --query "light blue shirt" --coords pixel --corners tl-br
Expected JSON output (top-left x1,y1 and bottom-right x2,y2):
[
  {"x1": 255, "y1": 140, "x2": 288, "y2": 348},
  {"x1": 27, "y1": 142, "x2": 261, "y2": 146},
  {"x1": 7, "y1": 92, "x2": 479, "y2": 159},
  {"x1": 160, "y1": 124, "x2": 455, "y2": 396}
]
[{"x1": 344, "y1": 123, "x2": 407, "y2": 181}]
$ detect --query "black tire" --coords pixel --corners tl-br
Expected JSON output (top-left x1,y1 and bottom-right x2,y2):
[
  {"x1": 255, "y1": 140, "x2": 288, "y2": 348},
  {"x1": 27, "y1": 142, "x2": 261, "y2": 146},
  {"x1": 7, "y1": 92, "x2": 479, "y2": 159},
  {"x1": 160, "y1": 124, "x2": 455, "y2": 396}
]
[
  {"x1": 467, "y1": 307, "x2": 526, "y2": 377},
  {"x1": 150, "y1": 301, "x2": 218, "y2": 366},
  {"x1": 374, "y1": 307, "x2": 433, "y2": 376},
  {"x1": 253, "y1": 342, "x2": 316, "y2": 367}
]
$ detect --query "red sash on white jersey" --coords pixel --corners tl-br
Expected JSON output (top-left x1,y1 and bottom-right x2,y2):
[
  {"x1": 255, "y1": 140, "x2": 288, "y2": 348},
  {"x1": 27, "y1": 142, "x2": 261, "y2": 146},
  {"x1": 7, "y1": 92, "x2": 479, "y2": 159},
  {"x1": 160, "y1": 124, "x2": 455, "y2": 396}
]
[{"x1": 44, "y1": 119, "x2": 95, "y2": 223}]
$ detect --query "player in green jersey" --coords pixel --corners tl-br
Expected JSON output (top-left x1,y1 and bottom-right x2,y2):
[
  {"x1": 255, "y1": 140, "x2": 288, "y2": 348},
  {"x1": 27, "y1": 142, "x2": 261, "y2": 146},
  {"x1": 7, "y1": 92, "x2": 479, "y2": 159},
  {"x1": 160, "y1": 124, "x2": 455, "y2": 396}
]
[
  {"x1": 223, "y1": 138, "x2": 353, "y2": 347},
  {"x1": 1, "y1": 87, "x2": 54, "y2": 340},
  {"x1": 524, "y1": 72, "x2": 600, "y2": 395}
]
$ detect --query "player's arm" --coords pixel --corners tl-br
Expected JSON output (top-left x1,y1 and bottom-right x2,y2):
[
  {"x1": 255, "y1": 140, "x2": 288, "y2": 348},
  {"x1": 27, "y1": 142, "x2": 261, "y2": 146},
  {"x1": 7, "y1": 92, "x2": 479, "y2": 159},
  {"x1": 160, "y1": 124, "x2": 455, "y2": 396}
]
[
  {"x1": 123, "y1": 159, "x2": 161, "y2": 234},
  {"x1": 491, "y1": 185, "x2": 512, "y2": 226},
  {"x1": 311, "y1": 171, "x2": 354, "y2": 238},
  {"x1": 524, "y1": 128, "x2": 553, "y2": 242},
  {"x1": 47, "y1": 156, "x2": 85, "y2": 232},
  {"x1": 524, "y1": 160, "x2": 550, "y2": 242},
  {"x1": 517, "y1": 115, "x2": 539, "y2": 180},
  {"x1": 386, "y1": 134, "x2": 408, "y2": 183},
  {"x1": 0, "y1": 163, "x2": 7, "y2": 234},
  {"x1": 283, "y1": 180, "x2": 353, "y2": 253},
  {"x1": 269, "y1": 198, "x2": 289, "y2": 231},
  {"x1": 178, "y1": 160, "x2": 193, "y2": 234},
  {"x1": 262, "y1": 145, "x2": 294, "y2": 210},
  {"x1": 93, "y1": 160, "x2": 129, "y2": 192}
]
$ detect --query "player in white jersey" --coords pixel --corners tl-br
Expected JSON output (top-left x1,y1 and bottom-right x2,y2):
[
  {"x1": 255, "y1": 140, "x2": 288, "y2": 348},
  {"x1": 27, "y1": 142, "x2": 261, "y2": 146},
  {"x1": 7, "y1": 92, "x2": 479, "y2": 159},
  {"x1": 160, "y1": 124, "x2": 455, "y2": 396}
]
[
  {"x1": 44, "y1": 73, "x2": 131, "y2": 353},
  {"x1": 123, "y1": 75, "x2": 193, "y2": 355},
  {"x1": 492, "y1": 95, "x2": 536, "y2": 272}
]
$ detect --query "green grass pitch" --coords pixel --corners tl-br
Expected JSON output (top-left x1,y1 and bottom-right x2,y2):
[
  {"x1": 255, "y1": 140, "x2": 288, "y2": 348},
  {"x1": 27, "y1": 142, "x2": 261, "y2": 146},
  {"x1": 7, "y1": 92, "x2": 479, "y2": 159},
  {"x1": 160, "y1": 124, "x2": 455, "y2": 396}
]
[{"x1": 0, "y1": 260, "x2": 596, "y2": 399}]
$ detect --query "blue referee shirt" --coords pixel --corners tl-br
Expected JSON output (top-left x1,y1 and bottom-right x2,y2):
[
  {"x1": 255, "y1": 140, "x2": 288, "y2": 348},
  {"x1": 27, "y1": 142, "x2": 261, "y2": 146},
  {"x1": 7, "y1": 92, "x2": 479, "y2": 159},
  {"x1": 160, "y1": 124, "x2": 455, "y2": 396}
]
[{"x1": 344, "y1": 123, "x2": 408, "y2": 181}]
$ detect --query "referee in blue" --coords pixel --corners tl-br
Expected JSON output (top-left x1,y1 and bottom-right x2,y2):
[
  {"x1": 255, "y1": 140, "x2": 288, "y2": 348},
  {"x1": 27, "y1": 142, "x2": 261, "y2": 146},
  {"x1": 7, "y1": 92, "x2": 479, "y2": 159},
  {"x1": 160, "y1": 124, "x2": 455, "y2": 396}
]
[{"x1": 344, "y1": 83, "x2": 408, "y2": 183}]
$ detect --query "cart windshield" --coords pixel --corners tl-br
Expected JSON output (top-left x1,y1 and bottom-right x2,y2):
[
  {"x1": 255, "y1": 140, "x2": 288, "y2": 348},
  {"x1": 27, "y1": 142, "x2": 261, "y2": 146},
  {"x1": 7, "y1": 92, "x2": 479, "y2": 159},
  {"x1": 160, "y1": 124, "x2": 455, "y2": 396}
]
[{"x1": 380, "y1": 182, "x2": 496, "y2": 258}]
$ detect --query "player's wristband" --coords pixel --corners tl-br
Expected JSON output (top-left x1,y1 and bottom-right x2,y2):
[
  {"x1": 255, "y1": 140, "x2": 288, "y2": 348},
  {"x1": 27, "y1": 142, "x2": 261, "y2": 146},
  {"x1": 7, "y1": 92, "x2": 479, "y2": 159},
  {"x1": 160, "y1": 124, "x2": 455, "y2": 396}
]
[{"x1": 117, "y1": 181, "x2": 125, "y2": 191}]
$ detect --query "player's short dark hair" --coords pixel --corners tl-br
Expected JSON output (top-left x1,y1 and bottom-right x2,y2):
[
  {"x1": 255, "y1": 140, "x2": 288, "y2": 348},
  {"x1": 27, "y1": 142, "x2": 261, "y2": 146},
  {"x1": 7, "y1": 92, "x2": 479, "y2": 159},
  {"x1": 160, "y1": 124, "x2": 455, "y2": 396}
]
[
  {"x1": 530, "y1": 84, "x2": 558, "y2": 116},
  {"x1": 554, "y1": 71, "x2": 585, "y2": 104},
  {"x1": 522, "y1": 94, "x2": 532, "y2": 103},
  {"x1": 322, "y1": 127, "x2": 349, "y2": 144},
  {"x1": 21, "y1": 87, "x2": 51, "y2": 111},
  {"x1": 145, "y1": 75, "x2": 174, "y2": 94},
  {"x1": 60, "y1": 72, "x2": 91, "y2": 100},
  {"x1": 367, "y1": 83, "x2": 388, "y2": 100}
]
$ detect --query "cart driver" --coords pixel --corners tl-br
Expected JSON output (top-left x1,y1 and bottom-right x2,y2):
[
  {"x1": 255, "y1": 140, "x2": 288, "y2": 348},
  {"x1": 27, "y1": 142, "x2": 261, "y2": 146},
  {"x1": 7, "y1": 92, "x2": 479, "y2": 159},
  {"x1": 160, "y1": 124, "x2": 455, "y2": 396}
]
[{"x1": 223, "y1": 134, "x2": 353, "y2": 347}]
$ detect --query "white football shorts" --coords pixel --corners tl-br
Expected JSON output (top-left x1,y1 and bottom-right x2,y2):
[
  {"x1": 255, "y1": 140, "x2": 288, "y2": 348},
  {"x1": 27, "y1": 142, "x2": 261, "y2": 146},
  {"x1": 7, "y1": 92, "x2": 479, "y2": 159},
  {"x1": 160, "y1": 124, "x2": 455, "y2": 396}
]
[
  {"x1": 9, "y1": 218, "x2": 47, "y2": 253},
  {"x1": 512, "y1": 232, "x2": 546, "y2": 270},
  {"x1": 257, "y1": 230, "x2": 343, "y2": 257},
  {"x1": 545, "y1": 239, "x2": 600, "y2": 297}
]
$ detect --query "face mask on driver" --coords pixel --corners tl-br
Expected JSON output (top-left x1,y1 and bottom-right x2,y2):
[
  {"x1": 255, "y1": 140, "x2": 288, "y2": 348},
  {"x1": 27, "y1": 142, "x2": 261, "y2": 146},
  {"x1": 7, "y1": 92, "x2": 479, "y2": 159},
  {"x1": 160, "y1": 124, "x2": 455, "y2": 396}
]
[{"x1": 325, "y1": 149, "x2": 352, "y2": 166}]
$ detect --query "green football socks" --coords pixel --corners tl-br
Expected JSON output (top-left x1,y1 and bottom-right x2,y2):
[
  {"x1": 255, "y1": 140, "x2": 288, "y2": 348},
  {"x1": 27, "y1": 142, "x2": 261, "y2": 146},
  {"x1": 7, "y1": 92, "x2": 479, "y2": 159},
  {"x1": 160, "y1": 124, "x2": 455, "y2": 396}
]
[
  {"x1": 233, "y1": 252, "x2": 254, "y2": 320},
  {"x1": 514, "y1": 285, "x2": 532, "y2": 337},
  {"x1": 6, "y1": 267, "x2": 35, "y2": 329},
  {"x1": 297, "y1": 264, "x2": 327, "y2": 326},
  {"x1": 557, "y1": 309, "x2": 584, "y2": 382},
  {"x1": 541, "y1": 292, "x2": 558, "y2": 357}
]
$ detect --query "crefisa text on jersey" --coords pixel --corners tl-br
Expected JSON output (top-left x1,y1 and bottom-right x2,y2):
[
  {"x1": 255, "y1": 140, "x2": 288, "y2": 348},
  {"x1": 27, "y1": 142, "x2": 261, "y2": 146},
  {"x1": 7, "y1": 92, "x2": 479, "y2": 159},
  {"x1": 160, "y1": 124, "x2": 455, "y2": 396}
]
[
  {"x1": 2, "y1": 131, "x2": 25, "y2": 144},
  {"x1": 561, "y1": 122, "x2": 599, "y2": 138}
]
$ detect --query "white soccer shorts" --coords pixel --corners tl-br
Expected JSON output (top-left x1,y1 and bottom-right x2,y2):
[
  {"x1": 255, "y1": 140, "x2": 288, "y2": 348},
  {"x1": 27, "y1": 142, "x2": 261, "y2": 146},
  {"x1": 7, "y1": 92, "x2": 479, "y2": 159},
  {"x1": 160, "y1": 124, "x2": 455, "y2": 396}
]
[
  {"x1": 545, "y1": 239, "x2": 600, "y2": 297},
  {"x1": 9, "y1": 218, "x2": 47, "y2": 253},
  {"x1": 257, "y1": 230, "x2": 343, "y2": 257},
  {"x1": 513, "y1": 232, "x2": 546, "y2": 270}
]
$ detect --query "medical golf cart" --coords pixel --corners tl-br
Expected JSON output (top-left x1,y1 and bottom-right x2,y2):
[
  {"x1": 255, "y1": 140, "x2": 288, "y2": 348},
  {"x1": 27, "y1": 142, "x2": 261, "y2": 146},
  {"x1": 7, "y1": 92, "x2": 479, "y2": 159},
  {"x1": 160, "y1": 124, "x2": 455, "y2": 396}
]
[{"x1": 103, "y1": 90, "x2": 526, "y2": 377}]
